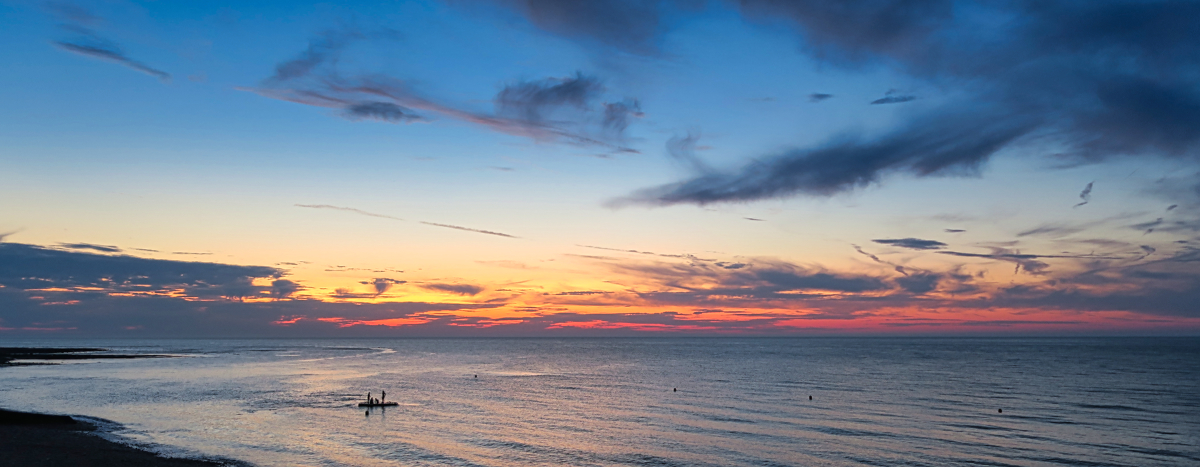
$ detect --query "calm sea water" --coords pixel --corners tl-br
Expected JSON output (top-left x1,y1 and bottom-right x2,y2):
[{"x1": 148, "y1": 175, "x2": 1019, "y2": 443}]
[{"x1": 0, "y1": 338, "x2": 1197, "y2": 466}]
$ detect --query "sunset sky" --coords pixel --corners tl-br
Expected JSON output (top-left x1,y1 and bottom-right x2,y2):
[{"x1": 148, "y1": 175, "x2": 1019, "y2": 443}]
[{"x1": 2, "y1": 0, "x2": 1199, "y2": 336}]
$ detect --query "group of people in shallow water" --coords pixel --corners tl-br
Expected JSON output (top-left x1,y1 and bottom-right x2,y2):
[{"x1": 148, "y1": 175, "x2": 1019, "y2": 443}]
[{"x1": 366, "y1": 390, "x2": 386, "y2": 405}]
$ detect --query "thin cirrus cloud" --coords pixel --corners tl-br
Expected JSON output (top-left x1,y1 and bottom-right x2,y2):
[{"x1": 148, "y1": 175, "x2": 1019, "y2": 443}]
[
  {"x1": 564, "y1": 0, "x2": 1200, "y2": 206},
  {"x1": 418, "y1": 222, "x2": 518, "y2": 239},
  {"x1": 244, "y1": 28, "x2": 640, "y2": 153},
  {"x1": 295, "y1": 204, "x2": 405, "y2": 221},
  {"x1": 53, "y1": 41, "x2": 171, "y2": 81},
  {"x1": 295, "y1": 203, "x2": 517, "y2": 238},
  {"x1": 46, "y1": 4, "x2": 171, "y2": 82}
]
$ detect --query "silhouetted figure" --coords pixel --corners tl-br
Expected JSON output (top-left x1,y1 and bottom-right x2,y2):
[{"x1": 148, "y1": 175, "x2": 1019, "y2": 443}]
[
  {"x1": 381, "y1": 391, "x2": 386, "y2": 404},
  {"x1": 673, "y1": 388, "x2": 677, "y2": 392},
  {"x1": 367, "y1": 392, "x2": 372, "y2": 404},
  {"x1": 809, "y1": 395, "x2": 812, "y2": 400}
]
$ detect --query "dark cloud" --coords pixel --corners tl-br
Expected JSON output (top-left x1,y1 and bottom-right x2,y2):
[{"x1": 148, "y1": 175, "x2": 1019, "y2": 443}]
[
  {"x1": 895, "y1": 273, "x2": 940, "y2": 295},
  {"x1": 53, "y1": 40, "x2": 170, "y2": 81},
  {"x1": 0, "y1": 287, "x2": 499, "y2": 337},
  {"x1": 744, "y1": 217, "x2": 765, "y2": 222},
  {"x1": 343, "y1": 102, "x2": 425, "y2": 123},
  {"x1": 249, "y1": 33, "x2": 639, "y2": 151},
  {"x1": 295, "y1": 204, "x2": 404, "y2": 221},
  {"x1": 267, "y1": 28, "x2": 388, "y2": 83},
  {"x1": 270, "y1": 279, "x2": 300, "y2": 300},
  {"x1": 602, "y1": 99, "x2": 643, "y2": 136},
  {"x1": 495, "y1": 72, "x2": 602, "y2": 122},
  {"x1": 613, "y1": 108, "x2": 1036, "y2": 205},
  {"x1": 755, "y1": 268, "x2": 884, "y2": 293},
  {"x1": 735, "y1": 0, "x2": 954, "y2": 64},
  {"x1": 1134, "y1": 245, "x2": 1157, "y2": 262},
  {"x1": 458, "y1": 0, "x2": 674, "y2": 56},
  {"x1": 612, "y1": 0, "x2": 1200, "y2": 205},
  {"x1": 808, "y1": 93, "x2": 833, "y2": 102},
  {"x1": 47, "y1": 4, "x2": 170, "y2": 82},
  {"x1": 944, "y1": 229, "x2": 965, "y2": 233},
  {"x1": 872, "y1": 238, "x2": 947, "y2": 250},
  {"x1": 1074, "y1": 181, "x2": 1094, "y2": 208},
  {"x1": 57, "y1": 242, "x2": 121, "y2": 253},
  {"x1": 419, "y1": 222, "x2": 517, "y2": 238},
  {"x1": 870, "y1": 94, "x2": 916, "y2": 105},
  {"x1": 421, "y1": 283, "x2": 485, "y2": 296},
  {"x1": 592, "y1": 257, "x2": 894, "y2": 309},
  {"x1": 361, "y1": 278, "x2": 405, "y2": 296},
  {"x1": 0, "y1": 242, "x2": 279, "y2": 295}
]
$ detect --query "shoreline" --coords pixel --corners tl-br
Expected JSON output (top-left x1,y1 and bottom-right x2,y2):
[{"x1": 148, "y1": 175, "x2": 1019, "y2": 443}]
[{"x1": 0, "y1": 408, "x2": 249, "y2": 467}]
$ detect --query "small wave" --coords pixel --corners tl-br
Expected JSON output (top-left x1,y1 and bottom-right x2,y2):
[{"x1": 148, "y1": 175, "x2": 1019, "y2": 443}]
[{"x1": 74, "y1": 415, "x2": 254, "y2": 467}]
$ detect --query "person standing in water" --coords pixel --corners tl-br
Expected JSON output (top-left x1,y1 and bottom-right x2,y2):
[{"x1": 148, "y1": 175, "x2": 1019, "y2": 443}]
[{"x1": 381, "y1": 391, "x2": 386, "y2": 404}]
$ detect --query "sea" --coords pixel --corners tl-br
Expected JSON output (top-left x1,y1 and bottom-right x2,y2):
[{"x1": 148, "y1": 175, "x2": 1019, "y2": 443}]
[{"x1": 1, "y1": 337, "x2": 1197, "y2": 467}]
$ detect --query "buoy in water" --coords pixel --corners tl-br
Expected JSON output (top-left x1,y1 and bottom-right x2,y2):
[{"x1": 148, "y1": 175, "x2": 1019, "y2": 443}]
[
  {"x1": 673, "y1": 388, "x2": 676, "y2": 392},
  {"x1": 809, "y1": 395, "x2": 812, "y2": 400},
  {"x1": 365, "y1": 410, "x2": 369, "y2": 416},
  {"x1": 998, "y1": 409, "x2": 1003, "y2": 413},
  {"x1": 474, "y1": 374, "x2": 477, "y2": 378}
]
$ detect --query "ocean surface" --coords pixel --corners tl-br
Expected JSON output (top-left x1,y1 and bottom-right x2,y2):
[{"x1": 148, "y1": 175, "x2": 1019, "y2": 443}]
[{"x1": 1, "y1": 337, "x2": 1197, "y2": 466}]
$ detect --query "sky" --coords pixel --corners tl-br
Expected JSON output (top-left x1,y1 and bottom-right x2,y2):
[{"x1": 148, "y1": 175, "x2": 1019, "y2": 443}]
[{"x1": 2, "y1": 0, "x2": 1199, "y2": 337}]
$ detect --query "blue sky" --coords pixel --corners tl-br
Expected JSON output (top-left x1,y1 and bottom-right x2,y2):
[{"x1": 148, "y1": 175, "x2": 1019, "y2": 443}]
[{"x1": 1, "y1": 0, "x2": 1198, "y2": 336}]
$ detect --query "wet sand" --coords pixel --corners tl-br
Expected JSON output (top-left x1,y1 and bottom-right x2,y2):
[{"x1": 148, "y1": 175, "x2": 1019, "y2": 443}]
[{"x1": 0, "y1": 409, "x2": 236, "y2": 467}]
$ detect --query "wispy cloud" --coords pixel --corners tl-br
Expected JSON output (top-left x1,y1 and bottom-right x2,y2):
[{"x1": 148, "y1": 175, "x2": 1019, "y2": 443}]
[
  {"x1": 54, "y1": 41, "x2": 170, "y2": 81},
  {"x1": 419, "y1": 222, "x2": 518, "y2": 239},
  {"x1": 295, "y1": 204, "x2": 404, "y2": 221},
  {"x1": 296, "y1": 203, "x2": 515, "y2": 238},
  {"x1": 47, "y1": 5, "x2": 170, "y2": 81},
  {"x1": 246, "y1": 29, "x2": 640, "y2": 152}
]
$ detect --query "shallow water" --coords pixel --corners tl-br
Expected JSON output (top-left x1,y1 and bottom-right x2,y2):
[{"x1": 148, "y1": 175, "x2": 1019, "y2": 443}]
[{"x1": 1, "y1": 337, "x2": 1197, "y2": 466}]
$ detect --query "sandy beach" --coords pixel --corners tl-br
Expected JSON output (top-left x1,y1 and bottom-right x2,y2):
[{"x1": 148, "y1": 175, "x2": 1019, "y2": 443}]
[{"x1": 0, "y1": 408, "x2": 235, "y2": 467}]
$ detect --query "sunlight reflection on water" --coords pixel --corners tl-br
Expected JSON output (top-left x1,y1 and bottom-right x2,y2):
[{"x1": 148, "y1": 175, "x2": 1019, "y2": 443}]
[{"x1": 1, "y1": 338, "x2": 1197, "y2": 466}]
